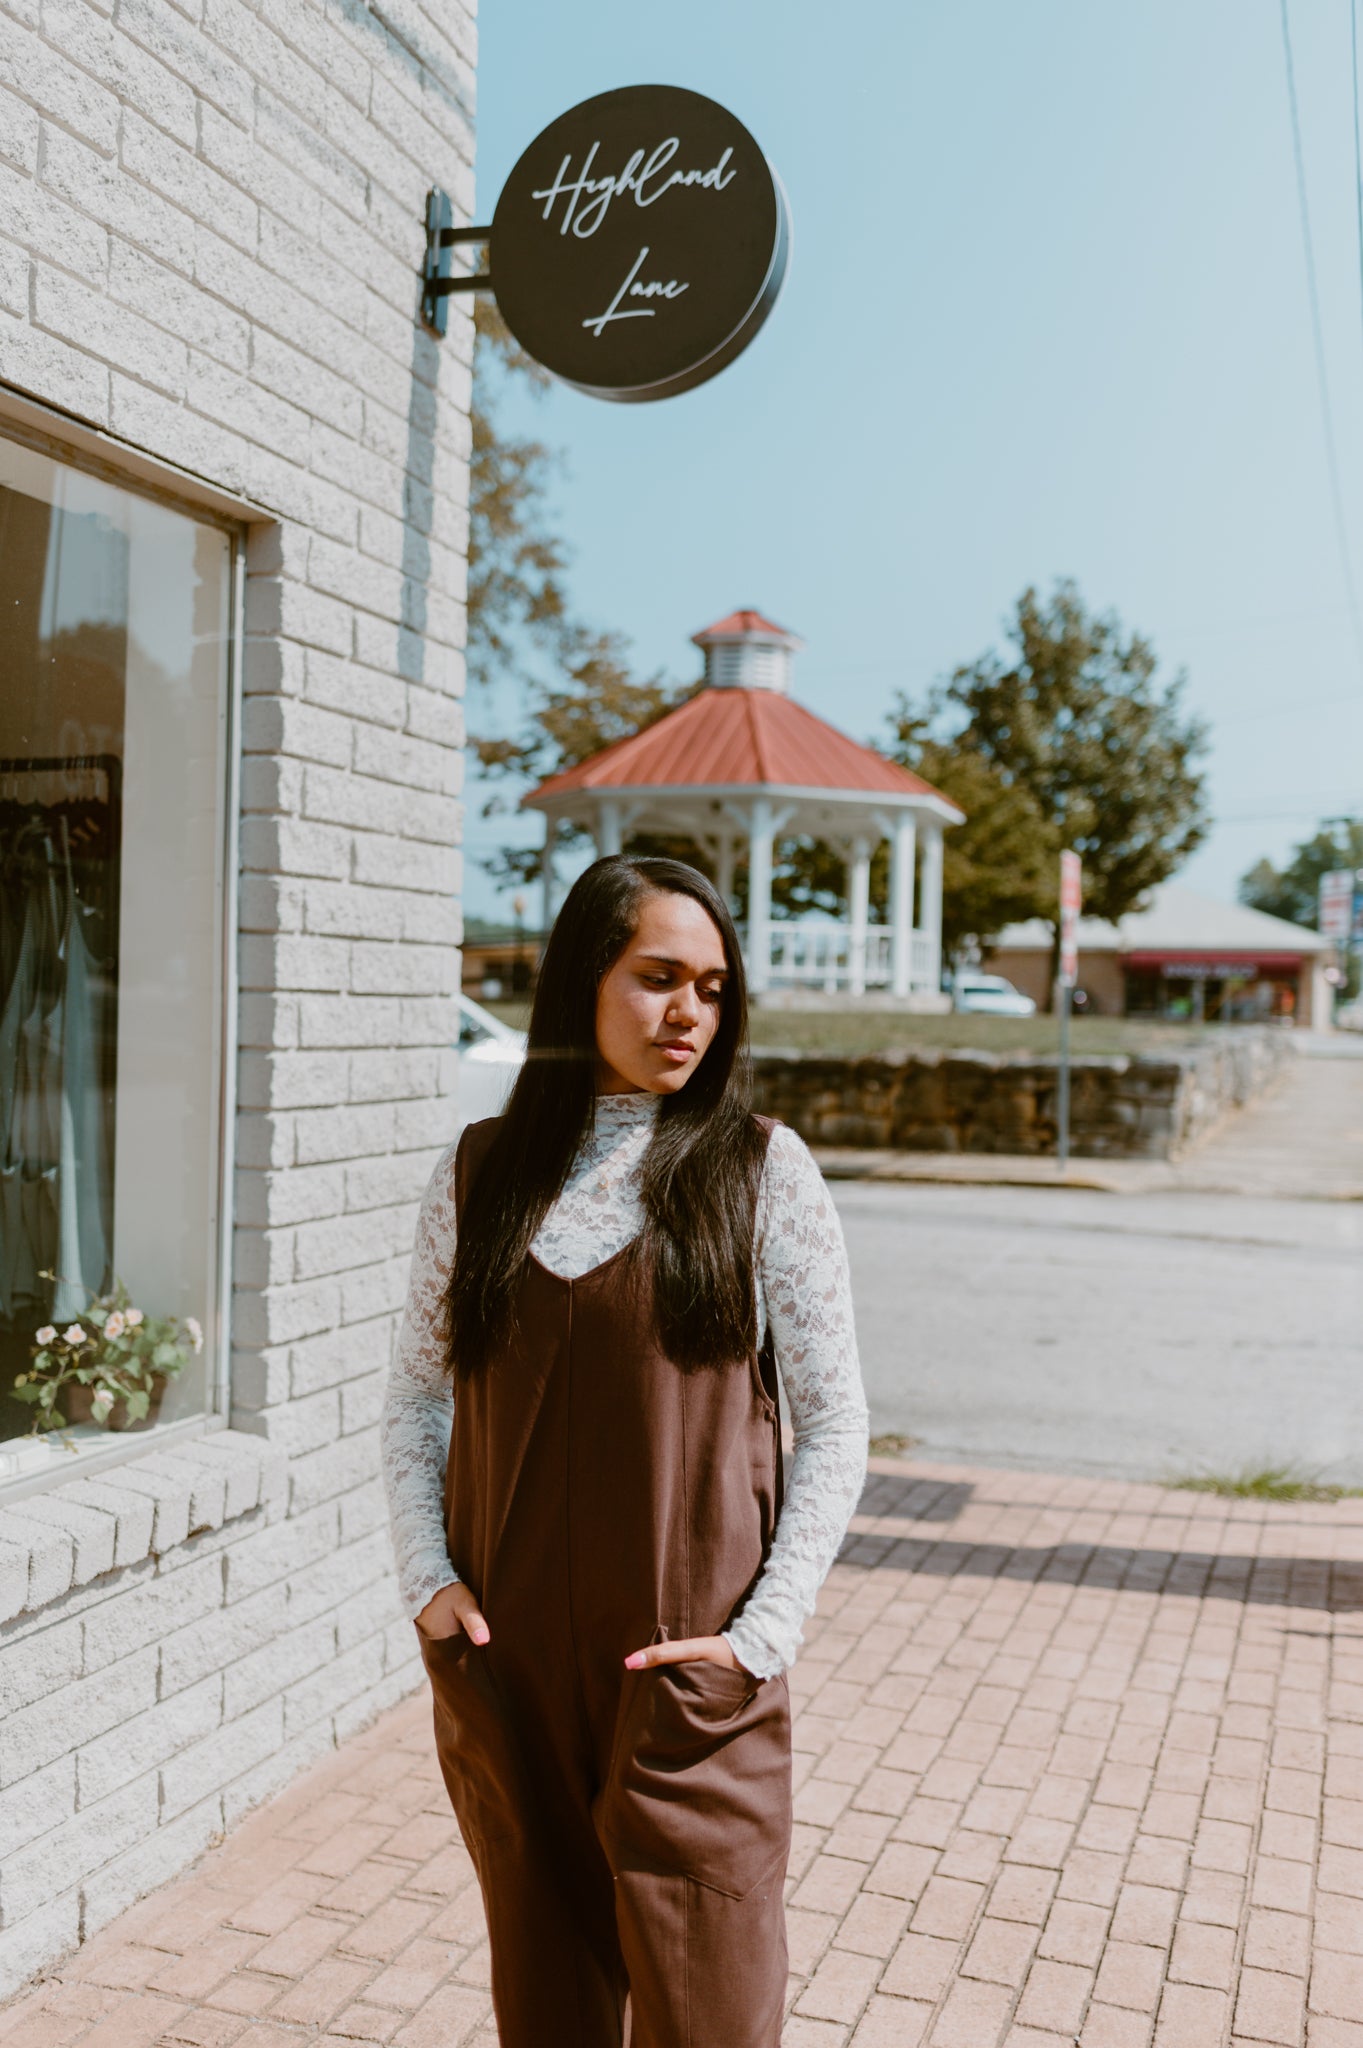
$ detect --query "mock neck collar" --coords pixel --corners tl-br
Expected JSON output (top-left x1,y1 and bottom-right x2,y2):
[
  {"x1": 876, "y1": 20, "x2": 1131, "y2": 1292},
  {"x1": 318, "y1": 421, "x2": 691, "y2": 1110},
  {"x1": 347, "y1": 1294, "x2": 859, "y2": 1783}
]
[{"x1": 593, "y1": 1090, "x2": 661, "y2": 1127}]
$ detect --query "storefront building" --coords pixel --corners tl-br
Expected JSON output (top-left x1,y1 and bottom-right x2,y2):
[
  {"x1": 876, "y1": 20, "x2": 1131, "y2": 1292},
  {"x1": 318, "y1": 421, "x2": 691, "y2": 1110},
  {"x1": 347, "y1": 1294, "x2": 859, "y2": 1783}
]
[
  {"x1": 0, "y1": 0, "x2": 475, "y2": 1994},
  {"x1": 984, "y1": 883, "x2": 1333, "y2": 1026},
  {"x1": 461, "y1": 920, "x2": 541, "y2": 999}
]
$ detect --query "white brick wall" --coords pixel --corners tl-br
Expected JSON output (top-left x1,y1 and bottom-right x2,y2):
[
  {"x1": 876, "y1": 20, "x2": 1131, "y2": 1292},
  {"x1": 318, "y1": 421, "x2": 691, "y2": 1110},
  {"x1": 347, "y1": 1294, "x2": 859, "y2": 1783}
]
[
  {"x1": 0, "y1": 1434, "x2": 427, "y2": 1987},
  {"x1": 0, "y1": 0, "x2": 475, "y2": 1995}
]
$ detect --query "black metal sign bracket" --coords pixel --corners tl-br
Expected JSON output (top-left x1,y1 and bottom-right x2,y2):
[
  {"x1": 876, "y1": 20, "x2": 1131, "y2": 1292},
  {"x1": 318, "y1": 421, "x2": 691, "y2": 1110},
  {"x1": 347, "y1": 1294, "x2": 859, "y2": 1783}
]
[{"x1": 422, "y1": 189, "x2": 494, "y2": 334}]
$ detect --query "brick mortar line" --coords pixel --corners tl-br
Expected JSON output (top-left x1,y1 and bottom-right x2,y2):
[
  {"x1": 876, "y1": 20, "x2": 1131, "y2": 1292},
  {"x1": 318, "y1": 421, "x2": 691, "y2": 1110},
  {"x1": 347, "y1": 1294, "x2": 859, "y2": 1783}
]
[{"x1": 1300, "y1": 1616, "x2": 1340, "y2": 2043}]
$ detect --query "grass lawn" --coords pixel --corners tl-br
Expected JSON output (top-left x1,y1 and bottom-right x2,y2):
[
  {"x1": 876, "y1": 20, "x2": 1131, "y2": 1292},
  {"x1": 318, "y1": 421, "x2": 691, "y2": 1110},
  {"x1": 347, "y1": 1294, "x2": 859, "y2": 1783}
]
[
  {"x1": 480, "y1": 1000, "x2": 1207, "y2": 1060},
  {"x1": 742, "y1": 1012, "x2": 1202, "y2": 1058}
]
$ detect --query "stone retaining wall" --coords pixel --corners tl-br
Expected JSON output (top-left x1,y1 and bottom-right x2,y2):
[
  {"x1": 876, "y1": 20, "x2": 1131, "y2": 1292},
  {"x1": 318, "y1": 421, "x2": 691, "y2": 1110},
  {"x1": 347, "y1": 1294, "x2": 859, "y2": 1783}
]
[{"x1": 752, "y1": 1029, "x2": 1292, "y2": 1159}]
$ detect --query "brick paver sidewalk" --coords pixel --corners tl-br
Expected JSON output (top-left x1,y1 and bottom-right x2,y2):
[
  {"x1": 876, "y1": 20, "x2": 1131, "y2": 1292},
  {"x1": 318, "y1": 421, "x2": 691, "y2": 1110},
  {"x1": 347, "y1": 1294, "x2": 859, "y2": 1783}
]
[{"x1": 6, "y1": 1457, "x2": 1363, "y2": 2047}]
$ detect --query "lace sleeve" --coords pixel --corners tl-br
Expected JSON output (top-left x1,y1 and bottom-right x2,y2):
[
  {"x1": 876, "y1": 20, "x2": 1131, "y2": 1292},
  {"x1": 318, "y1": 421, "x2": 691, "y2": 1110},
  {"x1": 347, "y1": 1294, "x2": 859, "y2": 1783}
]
[
  {"x1": 724, "y1": 1122, "x2": 869, "y2": 1680},
  {"x1": 381, "y1": 1139, "x2": 461, "y2": 1619}
]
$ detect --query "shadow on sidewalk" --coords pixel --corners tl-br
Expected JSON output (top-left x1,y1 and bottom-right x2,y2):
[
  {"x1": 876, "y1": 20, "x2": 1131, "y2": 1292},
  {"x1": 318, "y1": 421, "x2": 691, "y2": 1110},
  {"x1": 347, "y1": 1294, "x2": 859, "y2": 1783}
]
[{"x1": 847, "y1": 1466, "x2": 1363, "y2": 1613}]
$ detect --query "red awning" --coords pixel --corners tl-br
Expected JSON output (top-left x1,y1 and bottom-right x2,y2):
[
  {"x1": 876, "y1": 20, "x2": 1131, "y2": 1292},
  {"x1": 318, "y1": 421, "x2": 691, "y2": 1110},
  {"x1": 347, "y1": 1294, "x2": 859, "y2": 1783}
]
[{"x1": 1124, "y1": 952, "x2": 1303, "y2": 974}]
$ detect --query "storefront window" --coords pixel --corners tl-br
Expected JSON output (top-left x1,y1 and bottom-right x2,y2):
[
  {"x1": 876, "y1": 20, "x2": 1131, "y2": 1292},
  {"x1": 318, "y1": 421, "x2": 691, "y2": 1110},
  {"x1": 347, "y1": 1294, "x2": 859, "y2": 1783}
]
[
  {"x1": 1123, "y1": 964, "x2": 1300, "y2": 1023},
  {"x1": 0, "y1": 437, "x2": 234, "y2": 1475}
]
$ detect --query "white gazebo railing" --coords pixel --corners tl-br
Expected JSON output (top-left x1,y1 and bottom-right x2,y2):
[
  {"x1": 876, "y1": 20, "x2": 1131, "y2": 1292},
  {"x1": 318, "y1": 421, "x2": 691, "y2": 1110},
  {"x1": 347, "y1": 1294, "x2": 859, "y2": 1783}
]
[{"x1": 740, "y1": 924, "x2": 940, "y2": 996}]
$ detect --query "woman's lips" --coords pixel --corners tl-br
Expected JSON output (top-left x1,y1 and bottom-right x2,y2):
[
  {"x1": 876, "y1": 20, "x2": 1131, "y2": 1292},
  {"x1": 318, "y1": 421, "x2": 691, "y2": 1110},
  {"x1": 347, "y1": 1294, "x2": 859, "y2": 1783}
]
[{"x1": 656, "y1": 1041, "x2": 694, "y2": 1063}]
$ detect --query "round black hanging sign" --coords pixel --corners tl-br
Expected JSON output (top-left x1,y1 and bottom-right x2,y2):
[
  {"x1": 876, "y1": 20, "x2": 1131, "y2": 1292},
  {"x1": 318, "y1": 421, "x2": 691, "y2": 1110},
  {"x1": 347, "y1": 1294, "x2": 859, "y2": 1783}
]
[{"x1": 489, "y1": 85, "x2": 790, "y2": 403}]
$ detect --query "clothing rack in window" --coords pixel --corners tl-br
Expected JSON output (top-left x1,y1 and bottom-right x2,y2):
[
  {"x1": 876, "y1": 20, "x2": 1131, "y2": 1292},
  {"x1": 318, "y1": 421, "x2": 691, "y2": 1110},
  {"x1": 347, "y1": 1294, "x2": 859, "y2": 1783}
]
[
  {"x1": 0, "y1": 753, "x2": 122, "y2": 805},
  {"x1": 0, "y1": 749, "x2": 123, "y2": 1331},
  {"x1": 0, "y1": 754, "x2": 123, "y2": 962}
]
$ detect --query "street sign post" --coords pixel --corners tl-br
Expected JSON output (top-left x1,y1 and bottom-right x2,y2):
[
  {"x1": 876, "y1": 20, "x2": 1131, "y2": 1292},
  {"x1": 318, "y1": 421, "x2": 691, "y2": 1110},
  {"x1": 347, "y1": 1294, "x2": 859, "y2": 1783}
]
[
  {"x1": 1319, "y1": 869, "x2": 1355, "y2": 944},
  {"x1": 1056, "y1": 850, "x2": 1082, "y2": 1173}
]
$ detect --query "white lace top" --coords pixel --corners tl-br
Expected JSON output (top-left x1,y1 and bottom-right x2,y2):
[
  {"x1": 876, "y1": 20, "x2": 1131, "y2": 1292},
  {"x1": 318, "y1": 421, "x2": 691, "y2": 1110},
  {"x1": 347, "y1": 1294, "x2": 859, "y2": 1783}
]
[{"x1": 380, "y1": 1092, "x2": 869, "y2": 1679}]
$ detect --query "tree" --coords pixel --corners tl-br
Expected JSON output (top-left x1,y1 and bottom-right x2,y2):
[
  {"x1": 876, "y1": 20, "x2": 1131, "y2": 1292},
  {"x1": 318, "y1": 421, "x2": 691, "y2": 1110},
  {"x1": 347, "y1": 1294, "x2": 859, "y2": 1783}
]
[
  {"x1": 882, "y1": 711, "x2": 1059, "y2": 955},
  {"x1": 926, "y1": 581, "x2": 1209, "y2": 991},
  {"x1": 466, "y1": 301, "x2": 693, "y2": 892},
  {"x1": 1239, "y1": 817, "x2": 1363, "y2": 926},
  {"x1": 774, "y1": 720, "x2": 1057, "y2": 952},
  {"x1": 466, "y1": 299, "x2": 559, "y2": 703},
  {"x1": 1240, "y1": 817, "x2": 1363, "y2": 998}
]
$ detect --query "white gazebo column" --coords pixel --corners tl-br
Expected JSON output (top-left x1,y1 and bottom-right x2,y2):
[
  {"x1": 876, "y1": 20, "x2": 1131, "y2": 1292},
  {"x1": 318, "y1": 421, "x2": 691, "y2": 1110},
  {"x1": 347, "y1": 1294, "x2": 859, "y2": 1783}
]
[
  {"x1": 595, "y1": 796, "x2": 622, "y2": 856},
  {"x1": 889, "y1": 812, "x2": 917, "y2": 999},
  {"x1": 540, "y1": 815, "x2": 559, "y2": 931},
  {"x1": 715, "y1": 834, "x2": 736, "y2": 910},
  {"x1": 747, "y1": 797, "x2": 774, "y2": 994},
  {"x1": 919, "y1": 823, "x2": 944, "y2": 992},
  {"x1": 848, "y1": 834, "x2": 872, "y2": 996}
]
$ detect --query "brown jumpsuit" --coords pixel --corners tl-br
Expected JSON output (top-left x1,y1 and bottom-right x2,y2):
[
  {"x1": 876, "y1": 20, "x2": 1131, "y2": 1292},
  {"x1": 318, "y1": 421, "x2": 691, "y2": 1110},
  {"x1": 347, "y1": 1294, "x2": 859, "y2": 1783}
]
[{"x1": 417, "y1": 1114, "x2": 792, "y2": 2048}]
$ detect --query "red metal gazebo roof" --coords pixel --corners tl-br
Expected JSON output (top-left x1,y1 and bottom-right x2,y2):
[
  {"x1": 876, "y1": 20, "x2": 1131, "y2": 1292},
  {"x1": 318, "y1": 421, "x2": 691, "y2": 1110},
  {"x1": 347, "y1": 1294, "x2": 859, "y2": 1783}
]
[
  {"x1": 525, "y1": 686, "x2": 959, "y2": 808},
  {"x1": 690, "y1": 609, "x2": 801, "y2": 645}
]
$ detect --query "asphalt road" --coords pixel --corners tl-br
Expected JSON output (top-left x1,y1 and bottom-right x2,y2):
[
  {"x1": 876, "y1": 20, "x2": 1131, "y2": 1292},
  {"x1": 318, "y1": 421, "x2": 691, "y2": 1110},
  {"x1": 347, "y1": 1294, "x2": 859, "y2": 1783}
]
[{"x1": 832, "y1": 1181, "x2": 1363, "y2": 1487}]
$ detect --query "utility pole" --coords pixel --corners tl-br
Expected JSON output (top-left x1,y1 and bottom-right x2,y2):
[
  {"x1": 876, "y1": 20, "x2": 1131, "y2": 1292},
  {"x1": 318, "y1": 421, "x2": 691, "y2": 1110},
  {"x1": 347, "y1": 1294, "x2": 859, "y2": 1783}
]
[{"x1": 512, "y1": 892, "x2": 526, "y2": 995}]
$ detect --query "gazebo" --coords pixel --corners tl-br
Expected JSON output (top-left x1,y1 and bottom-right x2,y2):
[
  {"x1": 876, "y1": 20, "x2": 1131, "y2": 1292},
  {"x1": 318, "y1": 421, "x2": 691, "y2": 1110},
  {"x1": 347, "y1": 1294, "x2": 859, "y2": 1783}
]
[{"x1": 522, "y1": 610, "x2": 965, "y2": 999}]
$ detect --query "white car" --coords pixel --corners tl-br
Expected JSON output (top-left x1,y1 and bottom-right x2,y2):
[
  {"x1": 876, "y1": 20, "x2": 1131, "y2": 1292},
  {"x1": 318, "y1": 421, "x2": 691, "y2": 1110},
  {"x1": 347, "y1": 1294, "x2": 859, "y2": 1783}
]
[
  {"x1": 457, "y1": 992, "x2": 527, "y2": 1126},
  {"x1": 951, "y1": 972, "x2": 1037, "y2": 1017}
]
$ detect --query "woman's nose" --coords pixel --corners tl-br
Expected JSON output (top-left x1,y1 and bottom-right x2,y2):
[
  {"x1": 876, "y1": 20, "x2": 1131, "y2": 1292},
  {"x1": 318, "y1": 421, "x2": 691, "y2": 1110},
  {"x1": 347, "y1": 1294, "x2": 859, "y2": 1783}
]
[{"x1": 668, "y1": 984, "x2": 701, "y2": 1022}]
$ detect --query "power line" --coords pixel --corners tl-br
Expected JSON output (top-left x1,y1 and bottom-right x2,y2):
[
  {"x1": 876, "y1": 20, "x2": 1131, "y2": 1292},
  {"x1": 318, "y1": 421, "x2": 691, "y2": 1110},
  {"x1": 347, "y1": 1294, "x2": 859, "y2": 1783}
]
[
  {"x1": 1280, "y1": 0, "x2": 1363, "y2": 683},
  {"x1": 1345, "y1": 11, "x2": 1363, "y2": 816}
]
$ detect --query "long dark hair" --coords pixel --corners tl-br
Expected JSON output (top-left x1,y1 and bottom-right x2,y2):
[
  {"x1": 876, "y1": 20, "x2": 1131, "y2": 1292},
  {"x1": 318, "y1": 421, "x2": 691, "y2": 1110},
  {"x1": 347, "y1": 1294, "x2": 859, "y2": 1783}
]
[{"x1": 445, "y1": 855, "x2": 767, "y2": 1379}]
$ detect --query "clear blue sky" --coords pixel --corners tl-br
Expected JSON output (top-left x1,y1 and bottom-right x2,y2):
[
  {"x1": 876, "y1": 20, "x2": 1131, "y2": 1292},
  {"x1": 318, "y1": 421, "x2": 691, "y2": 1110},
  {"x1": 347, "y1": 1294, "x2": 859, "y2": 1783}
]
[{"x1": 465, "y1": 0, "x2": 1363, "y2": 924}]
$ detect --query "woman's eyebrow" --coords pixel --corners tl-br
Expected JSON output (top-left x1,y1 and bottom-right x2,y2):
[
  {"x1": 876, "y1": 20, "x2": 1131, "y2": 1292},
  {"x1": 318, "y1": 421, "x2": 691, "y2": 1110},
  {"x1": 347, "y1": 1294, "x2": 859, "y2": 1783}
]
[{"x1": 636, "y1": 953, "x2": 729, "y2": 977}]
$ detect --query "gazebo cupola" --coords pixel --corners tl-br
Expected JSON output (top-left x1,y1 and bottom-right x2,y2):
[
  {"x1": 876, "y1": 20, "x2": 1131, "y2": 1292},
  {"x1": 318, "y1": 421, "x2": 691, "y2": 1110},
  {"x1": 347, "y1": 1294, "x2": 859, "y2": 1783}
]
[
  {"x1": 522, "y1": 610, "x2": 965, "y2": 1002},
  {"x1": 692, "y1": 609, "x2": 802, "y2": 693}
]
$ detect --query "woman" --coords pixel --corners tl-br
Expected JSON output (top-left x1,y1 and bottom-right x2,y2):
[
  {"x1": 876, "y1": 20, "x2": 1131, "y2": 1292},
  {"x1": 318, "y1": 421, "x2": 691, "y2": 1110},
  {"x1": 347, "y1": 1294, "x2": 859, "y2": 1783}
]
[{"x1": 382, "y1": 855, "x2": 868, "y2": 2048}]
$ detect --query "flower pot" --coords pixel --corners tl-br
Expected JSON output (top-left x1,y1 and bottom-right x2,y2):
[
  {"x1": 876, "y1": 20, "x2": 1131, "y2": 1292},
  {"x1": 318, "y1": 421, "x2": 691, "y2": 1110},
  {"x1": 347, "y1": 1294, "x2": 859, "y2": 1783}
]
[{"x1": 61, "y1": 1373, "x2": 167, "y2": 1432}]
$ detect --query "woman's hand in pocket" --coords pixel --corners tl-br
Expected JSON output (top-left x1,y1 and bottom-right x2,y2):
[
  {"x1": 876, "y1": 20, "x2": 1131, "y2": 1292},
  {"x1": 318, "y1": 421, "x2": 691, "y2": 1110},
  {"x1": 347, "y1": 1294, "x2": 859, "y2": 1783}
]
[
  {"x1": 624, "y1": 1634, "x2": 752, "y2": 1677},
  {"x1": 415, "y1": 1581, "x2": 489, "y2": 1644}
]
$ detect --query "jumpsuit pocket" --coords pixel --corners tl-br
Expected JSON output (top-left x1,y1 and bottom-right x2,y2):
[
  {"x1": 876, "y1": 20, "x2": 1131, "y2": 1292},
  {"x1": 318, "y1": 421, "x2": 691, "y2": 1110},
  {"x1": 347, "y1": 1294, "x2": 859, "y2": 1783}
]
[
  {"x1": 597, "y1": 1661, "x2": 793, "y2": 1899},
  {"x1": 416, "y1": 1626, "x2": 524, "y2": 1848}
]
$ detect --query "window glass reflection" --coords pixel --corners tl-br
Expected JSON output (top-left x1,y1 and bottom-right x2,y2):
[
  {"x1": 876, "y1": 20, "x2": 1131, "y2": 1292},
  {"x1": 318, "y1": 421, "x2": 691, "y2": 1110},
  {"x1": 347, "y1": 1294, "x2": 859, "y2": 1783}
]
[{"x1": 0, "y1": 441, "x2": 232, "y2": 1455}]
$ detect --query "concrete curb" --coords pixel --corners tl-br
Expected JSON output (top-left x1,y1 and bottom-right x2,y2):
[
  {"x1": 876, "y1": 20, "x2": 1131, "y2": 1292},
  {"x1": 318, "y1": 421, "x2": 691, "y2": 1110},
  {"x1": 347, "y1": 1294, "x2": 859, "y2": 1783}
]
[{"x1": 812, "y1": 1147, "x2": 1363, "y2": 1201}]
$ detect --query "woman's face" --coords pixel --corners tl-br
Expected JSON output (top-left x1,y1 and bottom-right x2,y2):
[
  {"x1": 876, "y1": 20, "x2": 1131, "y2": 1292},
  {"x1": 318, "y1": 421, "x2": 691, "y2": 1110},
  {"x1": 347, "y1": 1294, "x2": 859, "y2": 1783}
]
[{"x1": 595, "y1": 889, "x2": 729, "y2": 1096}]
